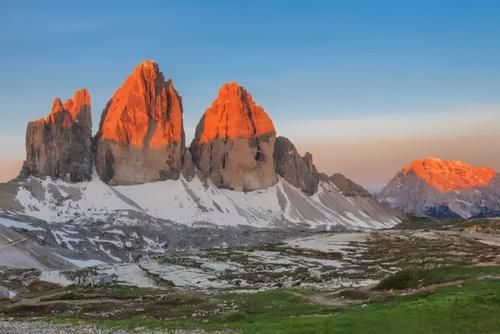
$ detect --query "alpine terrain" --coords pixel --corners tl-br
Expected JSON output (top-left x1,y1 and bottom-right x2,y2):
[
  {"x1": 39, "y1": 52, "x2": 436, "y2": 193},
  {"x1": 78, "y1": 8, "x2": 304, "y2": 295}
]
[
  {"x1": 378, "y1": 157, "x2": 500, "y2": 219},
  {"x1": 0, "y1": 60, "x2": 401, "y2": 268}
]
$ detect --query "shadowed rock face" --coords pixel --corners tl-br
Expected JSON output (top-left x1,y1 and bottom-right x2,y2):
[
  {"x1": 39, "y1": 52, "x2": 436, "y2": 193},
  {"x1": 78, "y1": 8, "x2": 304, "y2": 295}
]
[
  {"x1": 190, "y1": 82, "x2": 277, "y2": 191},
  {"x1": 329, "y1": 173, "x2": 370, "y2": 197},
  {"x1": 95, "y1": 60, "x2": 185, "y2": 185},
  {"x1": 21, "y1": 89, "x2": 92, "y2": 182},
  {"x1": 274, "y1": 136, "x2": 319, "y2": 195}
]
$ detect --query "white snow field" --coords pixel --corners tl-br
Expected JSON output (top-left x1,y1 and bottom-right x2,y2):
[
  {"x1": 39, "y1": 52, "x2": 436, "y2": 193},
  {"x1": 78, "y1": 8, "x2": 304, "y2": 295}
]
[{"x1": 13, "y1": 174, "x2": 400, "y2": 230}]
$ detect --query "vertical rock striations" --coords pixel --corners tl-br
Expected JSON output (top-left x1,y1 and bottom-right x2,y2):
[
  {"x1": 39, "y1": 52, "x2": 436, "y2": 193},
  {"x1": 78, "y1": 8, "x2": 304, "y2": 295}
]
[
  {"x1": 190, "y1": 82, "x2": 277, "y2": 191},
  {"x1": 274, "y1": 136, "x2": 319, "y2": 195},
  {"x1": 95, "y1": 60, "x2": 185, "y2": 185},
  {"x1": 22, "y1": 89, "x2": 93, "y2": 182}
]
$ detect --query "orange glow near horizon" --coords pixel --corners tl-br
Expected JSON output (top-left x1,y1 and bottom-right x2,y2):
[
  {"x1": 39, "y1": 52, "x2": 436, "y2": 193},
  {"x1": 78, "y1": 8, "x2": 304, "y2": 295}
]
[{"x1": 292, "y1": 131, "x2": 500, "y2": 192}]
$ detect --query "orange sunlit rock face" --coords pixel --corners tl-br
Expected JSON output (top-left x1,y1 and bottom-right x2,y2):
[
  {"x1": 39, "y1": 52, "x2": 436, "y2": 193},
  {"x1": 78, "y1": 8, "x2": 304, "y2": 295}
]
[
  {"x1": 35, "y1": 89, "x2": 91, "y2": 128},
  {"x1": 22, "y1": 88, "x2": 93, "y2": 182},
  {"x1": 403, "y1": 157, "x2": 496, "y2": 192},
  {"x1": 190, "y1": 82, "x2": 277, "y2": 191},
  {"x1": 99, "y1": 60, "x2": 183, "y2": 149},
  {"x1": 95, "y1": 60, "x2": 186, "y2": 185},
  {"x1": 196, "y1": 82, "x2": 275, "y2": 143}
]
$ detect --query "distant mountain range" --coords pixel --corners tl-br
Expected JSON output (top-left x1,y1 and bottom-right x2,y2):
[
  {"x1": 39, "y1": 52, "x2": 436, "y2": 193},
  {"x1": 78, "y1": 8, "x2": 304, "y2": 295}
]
[{"x1": 378, "y1": 157, "x2": 500, "y2": 219}]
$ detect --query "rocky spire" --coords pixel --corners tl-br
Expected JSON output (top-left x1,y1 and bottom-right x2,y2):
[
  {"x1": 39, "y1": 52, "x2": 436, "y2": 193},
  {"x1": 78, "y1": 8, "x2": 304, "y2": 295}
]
[
  {"x1": 95, "y1": 60, "x2": 186, "y2": 185},
  {"x1": 274, "y1": 136, "x2": 319, "y2": 195},
  {"x1": 190, "y1": 82, "x2": 277, "y2": 191},
  {"x1": 22, "y1": 89, "x2": 93, "y2": 182}
]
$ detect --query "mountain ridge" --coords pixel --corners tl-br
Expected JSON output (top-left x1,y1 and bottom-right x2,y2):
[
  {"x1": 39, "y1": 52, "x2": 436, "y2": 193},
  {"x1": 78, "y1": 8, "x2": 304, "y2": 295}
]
[{"x1": 379, "y1": 157, "x2": 500, "y2": 219}]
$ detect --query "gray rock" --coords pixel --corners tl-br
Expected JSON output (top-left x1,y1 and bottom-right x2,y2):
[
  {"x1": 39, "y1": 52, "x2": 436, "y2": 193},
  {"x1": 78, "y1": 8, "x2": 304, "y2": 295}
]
[
  {"x1": 329, "y1": 173, "x2": 370, "y2": 197},
  {"x1": 73, "y1": 272, "x2": 117, "y2": 287},
  {"x1": 274, "y1": 136, "x2": 319, "y2": 195},
  {"x1": 182, "y1": 149, "x2": 195, "y2": 181},
  {"x1": 191, "y1": 136, "x2": 277, "y2": 191},
  {"x1": 0, "y1": 286, "x2": 10, "y2": 299}
]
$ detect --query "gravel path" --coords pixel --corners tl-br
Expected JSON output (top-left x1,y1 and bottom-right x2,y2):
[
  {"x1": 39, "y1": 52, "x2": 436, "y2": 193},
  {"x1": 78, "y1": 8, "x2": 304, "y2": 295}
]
[{"x1": 0, "y1": 321, "x2": 237, "y2": 334}]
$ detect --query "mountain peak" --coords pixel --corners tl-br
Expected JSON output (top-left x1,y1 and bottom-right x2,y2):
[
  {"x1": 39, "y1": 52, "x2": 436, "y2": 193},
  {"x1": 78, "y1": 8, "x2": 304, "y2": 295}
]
[
  {"x1": 137, "y1": 59, "x2": 158, "y2": 68},
  {"x1": 134, "y1": 60, "x2": 160, "y2": 76},
  {"x1": 196, "y1": 82, "x2": 275, "y2": 144},
  {"x1": 95, "y1": 61, "x2": 185, "y2": 185},
  {"x1": 402, "y1": 157, "x2": 496, "y2": 192},
  {"x1": 98, "y1": 61, "x2": 183, "y2": 149},
  {"x1": 22, "y1": 89, "x2": 93, "y2": 182},
  {"x1": 190, "y1": 82, "x2": 277, "y2": 191},
  {"x1": 50, "y1": 98, "x2": 65, "y2": 114}
]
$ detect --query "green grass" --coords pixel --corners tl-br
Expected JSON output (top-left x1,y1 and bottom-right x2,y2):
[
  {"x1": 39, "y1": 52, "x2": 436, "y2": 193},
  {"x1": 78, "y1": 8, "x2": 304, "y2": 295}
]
[
  {"x1": 376, "y1": 266, "x2": 500, "y2": 290},
  {"x1": 396, "y1": 216, "x2": 500, "y2": 231},
  {"x1": 230, "y1": 280, "x2": 500, "y2": 334},
  {"x1": 19, "y1": 266, "x2": 500, "y2": 333},
  {"x1": 40, "y1": 278, "x2": 500, "y2": 334}
]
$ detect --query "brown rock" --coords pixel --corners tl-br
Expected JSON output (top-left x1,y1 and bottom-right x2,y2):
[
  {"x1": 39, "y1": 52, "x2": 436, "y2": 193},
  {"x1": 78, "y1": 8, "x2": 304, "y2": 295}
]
[
  {"x1": 21, "y1": 89, "x2": 93, "y2": 182},
  {"x1": 329, "y1": 173, "x2": 370, "y2": 197},
  {"x1": 190, "y1": 82, "x2": 277, "y2": 191},
  {"x1": 95, "y1": 60, "x2": 185, "y2": 185},
  {"x1": 274, "y1": 136, "x2": 319, "y2": 195}
]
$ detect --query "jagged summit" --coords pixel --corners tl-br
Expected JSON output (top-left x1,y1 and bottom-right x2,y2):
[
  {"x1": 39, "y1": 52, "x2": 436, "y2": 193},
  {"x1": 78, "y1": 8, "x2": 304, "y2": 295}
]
[
  {"x1": 34, "y1": 89, "x2": 91, "y2": 128},
  {"x1": 97, "y1": 60, "x2": 183, "y2": 148},
  {"x1": 95, "y1": 61, "x2": 185, "y2": 185},
  {"x1": 10, "y1": 60, "x2": 401, "y2": 234},
  {"x1": 22, "y1": 89, "x2": 93, "y2": 182},
  {"x1": 402, "y1": 157, "x2": 496, "y2": 192},
  {"x1": 194, "y1": 81, "x2": 275, "y2": 144},
  {"x1": 274, "y1": 136, "x2": 319, "y2": 195},
  {"x1": 190, "y1": 82, "x2": 277, "y2": 191}
]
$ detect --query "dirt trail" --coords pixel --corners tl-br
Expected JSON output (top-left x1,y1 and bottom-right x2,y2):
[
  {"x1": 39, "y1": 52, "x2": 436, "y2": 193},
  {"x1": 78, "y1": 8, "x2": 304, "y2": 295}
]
[{"x1": 286, "y1": 277, "x2": 494, "y2": 307}]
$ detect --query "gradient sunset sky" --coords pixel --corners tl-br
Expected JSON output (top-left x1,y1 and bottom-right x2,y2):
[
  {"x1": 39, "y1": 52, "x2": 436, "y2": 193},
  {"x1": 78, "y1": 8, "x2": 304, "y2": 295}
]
[{"x1": 2, "y1": 0, "x2": 500, "y2": 191}]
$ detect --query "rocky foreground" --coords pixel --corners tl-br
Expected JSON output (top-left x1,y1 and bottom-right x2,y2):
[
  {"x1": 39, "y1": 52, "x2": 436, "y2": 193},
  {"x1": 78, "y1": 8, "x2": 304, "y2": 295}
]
[
  {"x1": 0, "y1": 321, "x2": 234, "y2": 334},
  {"x1": 0, "y1": 219, "x2": 498, "y2": 333}
]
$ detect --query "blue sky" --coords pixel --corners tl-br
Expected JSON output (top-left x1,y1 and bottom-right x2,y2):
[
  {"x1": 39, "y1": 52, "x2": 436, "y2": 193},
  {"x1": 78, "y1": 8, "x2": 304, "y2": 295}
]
[{"x1": 2, "y1": 0, "x2": 500, "y2": 190}]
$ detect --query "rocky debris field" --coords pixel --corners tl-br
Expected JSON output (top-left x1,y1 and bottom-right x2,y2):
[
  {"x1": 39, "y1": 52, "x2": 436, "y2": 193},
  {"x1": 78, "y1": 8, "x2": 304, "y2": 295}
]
[
  {"x1": 0, "y1": 219, "x2": 498, "y2": 333},
  {"x1": 0, "y1": 320, "x2": 235, "y2": 334}
]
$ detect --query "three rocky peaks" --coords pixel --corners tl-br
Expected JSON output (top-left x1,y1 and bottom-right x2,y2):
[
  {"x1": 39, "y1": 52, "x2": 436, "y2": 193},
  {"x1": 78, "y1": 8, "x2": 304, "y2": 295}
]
[{"x1": 22, "y1": 60, "x2": 335, "y2": 196}]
